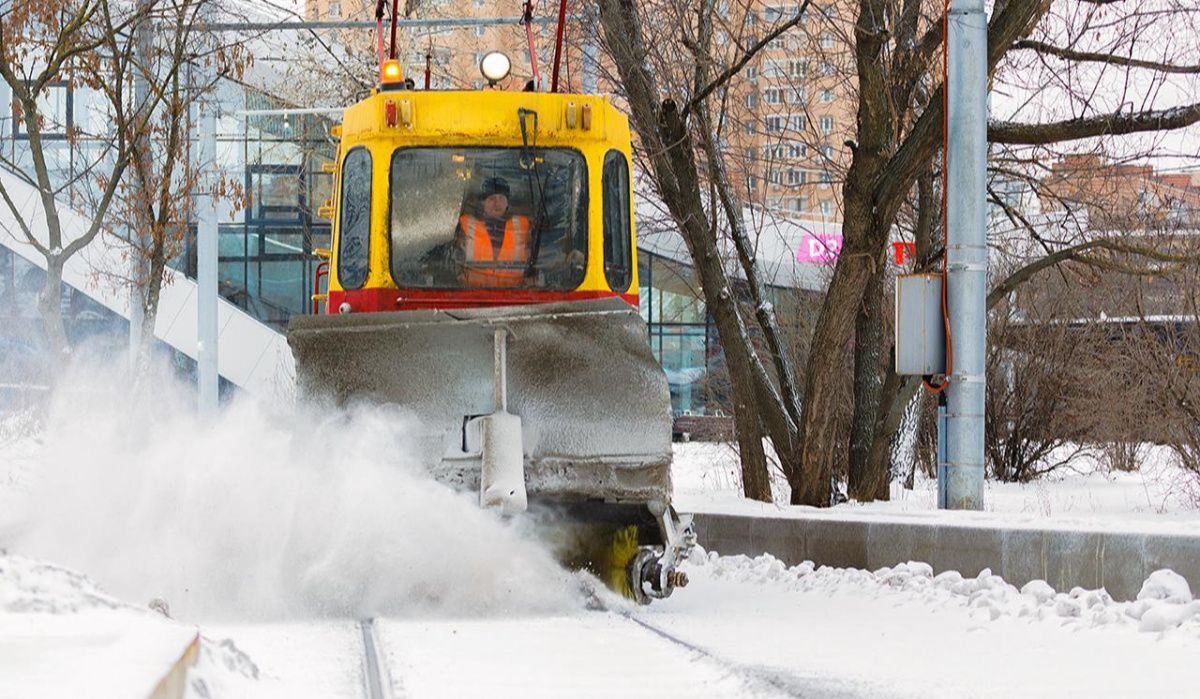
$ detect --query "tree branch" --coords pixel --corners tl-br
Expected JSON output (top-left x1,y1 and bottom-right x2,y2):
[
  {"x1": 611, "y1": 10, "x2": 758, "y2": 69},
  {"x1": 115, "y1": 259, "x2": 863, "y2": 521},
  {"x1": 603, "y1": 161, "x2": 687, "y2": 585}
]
[
  {"x1": 1011, "y1": 39, "x2": 1200, "y2": 75},
  {"x1": 683, "y1": 0, "x2": 812, "y2": 118},
  {"x1": 989, "y1": 103, "x2": 1200, "y2": 145}
]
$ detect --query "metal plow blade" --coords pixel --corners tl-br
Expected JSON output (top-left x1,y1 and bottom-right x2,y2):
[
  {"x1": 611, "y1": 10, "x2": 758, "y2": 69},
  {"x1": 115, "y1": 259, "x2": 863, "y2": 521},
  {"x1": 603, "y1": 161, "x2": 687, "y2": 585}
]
[{"x1": 287, "y1": 297, "x2": 673, "y2": 506}]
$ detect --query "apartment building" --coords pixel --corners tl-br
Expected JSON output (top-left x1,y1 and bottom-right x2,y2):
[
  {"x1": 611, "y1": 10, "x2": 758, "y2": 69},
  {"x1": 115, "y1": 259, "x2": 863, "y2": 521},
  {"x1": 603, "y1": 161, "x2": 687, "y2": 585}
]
[
  {"x1": 719, "y1": 2, "x2": 854, "y2": 222},
  {"x1": 1042, "y1": 154, "x2": 1200, "y2": 229}
]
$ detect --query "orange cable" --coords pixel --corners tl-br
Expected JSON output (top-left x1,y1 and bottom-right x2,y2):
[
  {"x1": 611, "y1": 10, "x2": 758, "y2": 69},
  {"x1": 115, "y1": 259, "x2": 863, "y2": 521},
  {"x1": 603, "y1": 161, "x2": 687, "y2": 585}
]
[{"x1": 924, "y1": 0, "x2": 954, "y2": 395}]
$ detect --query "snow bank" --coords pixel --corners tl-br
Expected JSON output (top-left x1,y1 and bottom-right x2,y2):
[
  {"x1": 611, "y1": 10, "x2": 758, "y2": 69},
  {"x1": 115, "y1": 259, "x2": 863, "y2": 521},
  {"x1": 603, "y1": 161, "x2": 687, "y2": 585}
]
[
  {"x1": 690, "y1": 549, "x2": 1200, "y2": 635},
  {"x1": 9, "y1": 362, "x2": 581, "y2": 621},
  {"x1": 0, "y1": 553, "x2": 203, "y2": 699}
]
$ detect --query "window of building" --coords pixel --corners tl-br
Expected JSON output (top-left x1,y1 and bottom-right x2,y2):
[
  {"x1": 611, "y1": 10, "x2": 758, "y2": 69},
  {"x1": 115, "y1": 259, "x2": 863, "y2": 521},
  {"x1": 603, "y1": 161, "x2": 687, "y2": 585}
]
[
  {"x1": 767, "y1": 35, "x2": 786, "y2": 50},
  {"x1": 336, "y1": 147, "x2": 372, "y2": 290},
  {"x1": 767, "y1": 144, "x2": 784, "y2": 159},
  {"x1": 796, "y1": 196, "x2": 808, "y2": 212},
  {"x1": 789, "y1": 86, "x2": 807, "y2": 103},
  {"x1": 820, "y1": 116, "x2": 834, "y2": 134},
  {"x1": 745, "y1": 92, "x2": 759, "y2": 109},
  {"x1": 746, "y1": 175, "x2": 758, "y2": 191},
  {"x1": 768, "y1": 196, "x2": 784, "y2": 209},
  {"x1": 764, "y1": 88, "x2": 785, "y2": 105},
  {"x1": 762, "y1": 59, "x2": 786, "y2": 78},
  {"x1": 744, "y1": 121, "x2": 756, "y2": 135},
  {"x1": 788, "y1": 142, "x2": 807, "y2": 158},
  {"x1": 821, "y1": 89, "x2": 834, "y2": 103},
  {"x1": 12, "y1": 82, "x2": 72, "y2": 140},
  {"x1": 745, "y1": 147, "x2": 757, "y2": 162},
  {"x1": 819, "y1": 170, "x2": 832, "y2": 187},
  {"x1": 787, "y1": 169, "x2": 801, "y2": 185},
  {"x1": 820, "y1": 144, "x2": 834, "y2": 158},
  {"x1": 765, "y1": 116, "x2": 787, "y2": 133},
  {"x1": 602, "y1": 150, "x2": 633, "y2": 292},
  {"x1": 820, "y1": 61, "x2": 835, "y2": 76},
  {"x1": 820, "y1": 33, "x2": 835, "y2": 49},
  {"x1": 789, "y1": 60, "x2": 808, "y2": 78},
  {"x1": 475, "y1": 26, "x2": 486, "y2": 38},
  {"x1": 328, "y1": 1, "x2": 341, "y2": 17},
  {"x1": 789, "y1": 114, "x2": 807, "y2": 131},
  {"x1": 820, "y1": 199, "x2": 833, "y2": 216},
  {"x1": 745, "y1": 65, "x2": 758, "y2": 80},
  {"x1": 763, "y1": 5, "x2": 788, "y2": 21},
  {"x1": 767, "y1": 169, "x2": 783, "y2": 185}
]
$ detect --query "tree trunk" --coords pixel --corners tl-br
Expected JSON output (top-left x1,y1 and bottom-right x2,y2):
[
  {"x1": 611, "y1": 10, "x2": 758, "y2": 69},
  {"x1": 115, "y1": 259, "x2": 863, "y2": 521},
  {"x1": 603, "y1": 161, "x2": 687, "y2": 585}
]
[
  {"x1": 792, "y1": 244, "x2": 875, "y2": 505},
  {"x1": 137, "y1": 247, "x2": 168, "y2": 368},
  {"x1": 39, "y1": 258, "x2": 68, "y2": 361},
  {"x1": 848, "y1": 261, "x2": 888, "y2": 500},
  {"x1": 596, "y1": 0, "x2": 776, "y2": 500}
]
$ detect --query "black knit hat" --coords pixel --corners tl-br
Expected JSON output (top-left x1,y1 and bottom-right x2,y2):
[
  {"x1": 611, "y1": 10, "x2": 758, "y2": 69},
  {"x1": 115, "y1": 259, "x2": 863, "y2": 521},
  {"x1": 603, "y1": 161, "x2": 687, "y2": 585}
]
[{"x1": 481, "y1": 176, "x2": 511, "y2": 198}]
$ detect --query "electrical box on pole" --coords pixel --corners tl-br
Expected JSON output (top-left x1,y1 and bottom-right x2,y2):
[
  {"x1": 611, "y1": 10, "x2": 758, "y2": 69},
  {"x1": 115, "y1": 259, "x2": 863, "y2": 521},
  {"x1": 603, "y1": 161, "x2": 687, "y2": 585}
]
[{"x1": 894, "y1": 274, "x2": 946, "y2": 376}]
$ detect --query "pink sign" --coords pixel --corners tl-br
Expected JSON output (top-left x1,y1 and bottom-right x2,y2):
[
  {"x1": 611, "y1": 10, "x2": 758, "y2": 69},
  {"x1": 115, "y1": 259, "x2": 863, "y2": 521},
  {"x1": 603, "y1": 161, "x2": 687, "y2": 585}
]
[{"x1": 796, "y1": 233, "x2": 843, "y2": 263}]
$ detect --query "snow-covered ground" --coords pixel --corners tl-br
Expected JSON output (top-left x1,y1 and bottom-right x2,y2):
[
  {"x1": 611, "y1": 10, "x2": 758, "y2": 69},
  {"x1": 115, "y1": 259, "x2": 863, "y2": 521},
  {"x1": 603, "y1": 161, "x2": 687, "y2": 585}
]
[
  {"x1": 4, "y1": 549, "x2": 1199, "y2": 698},
  {"x1": 3, "y1": 379, "x2": 1200, "y2": 697},
  {"x1": 672, "y1": 441, "x2": 1200, "y2": 535}
]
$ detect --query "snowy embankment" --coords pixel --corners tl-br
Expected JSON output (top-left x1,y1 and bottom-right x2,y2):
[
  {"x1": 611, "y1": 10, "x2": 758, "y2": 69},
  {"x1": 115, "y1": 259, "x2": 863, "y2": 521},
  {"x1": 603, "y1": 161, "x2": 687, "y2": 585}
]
[
  {"x1": 672, "y1": 441, "x2": 1200, "y2": 535},
  {"x1": 0, "y1": 554, "x2": 207, "y2": 699},
  {"x1": 4, "y1": 548, "x2": 1200, "y2": 698}
]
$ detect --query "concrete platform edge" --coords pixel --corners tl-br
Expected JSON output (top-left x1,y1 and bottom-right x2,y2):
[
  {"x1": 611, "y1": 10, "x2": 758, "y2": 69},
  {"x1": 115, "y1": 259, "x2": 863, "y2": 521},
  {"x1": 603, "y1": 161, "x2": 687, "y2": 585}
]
[{"x1": 691, "y1": 513, "x2": 1200, "y2": 601}]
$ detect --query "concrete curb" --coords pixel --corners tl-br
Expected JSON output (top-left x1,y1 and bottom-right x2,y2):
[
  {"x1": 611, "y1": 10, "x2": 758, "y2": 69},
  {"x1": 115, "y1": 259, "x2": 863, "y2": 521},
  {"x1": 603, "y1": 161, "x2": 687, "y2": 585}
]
[
  {"x1": 148, "y1": 633, "x2": 200, "y2": 699},
  {"x1": 692, "y1": 513, "x2": 1200, "y2": 601}
]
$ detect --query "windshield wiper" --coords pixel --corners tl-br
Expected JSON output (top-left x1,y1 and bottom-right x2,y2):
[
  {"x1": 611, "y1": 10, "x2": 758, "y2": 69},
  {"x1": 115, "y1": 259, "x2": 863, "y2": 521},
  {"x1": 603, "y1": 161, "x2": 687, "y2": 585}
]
[{"x1": 518, "y1": 108, "x2": 550, "y2": 277}]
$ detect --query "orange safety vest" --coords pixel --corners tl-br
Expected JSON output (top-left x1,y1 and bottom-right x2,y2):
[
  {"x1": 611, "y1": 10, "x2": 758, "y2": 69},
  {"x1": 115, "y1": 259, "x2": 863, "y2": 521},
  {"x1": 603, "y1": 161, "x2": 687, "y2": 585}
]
[{"x1": 458, "y1": 213, "x2": 530, "y2": 288}]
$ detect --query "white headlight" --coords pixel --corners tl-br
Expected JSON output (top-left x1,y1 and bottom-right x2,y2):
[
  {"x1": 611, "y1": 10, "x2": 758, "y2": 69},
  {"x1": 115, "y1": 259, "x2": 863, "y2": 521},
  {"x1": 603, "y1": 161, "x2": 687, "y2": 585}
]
[{"x1": 480, "y1": 51, "x2": 511, "y2": 85}]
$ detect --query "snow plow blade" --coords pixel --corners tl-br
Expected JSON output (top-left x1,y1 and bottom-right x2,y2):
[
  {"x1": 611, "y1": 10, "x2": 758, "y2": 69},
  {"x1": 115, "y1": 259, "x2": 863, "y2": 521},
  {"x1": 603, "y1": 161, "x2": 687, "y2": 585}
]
[{"x1": 287, "y1": 297, "x2": 673, "y2": 506}]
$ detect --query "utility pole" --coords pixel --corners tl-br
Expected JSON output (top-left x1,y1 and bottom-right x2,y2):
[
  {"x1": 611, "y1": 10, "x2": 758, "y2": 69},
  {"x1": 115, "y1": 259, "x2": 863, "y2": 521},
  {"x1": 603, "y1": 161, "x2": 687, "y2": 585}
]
[
  {"x1": 196, "y1": 76, "x2": 218, "y2": 415},
  {"x1": 943, "y1": 0, "x2": 987, "y2": 509}
]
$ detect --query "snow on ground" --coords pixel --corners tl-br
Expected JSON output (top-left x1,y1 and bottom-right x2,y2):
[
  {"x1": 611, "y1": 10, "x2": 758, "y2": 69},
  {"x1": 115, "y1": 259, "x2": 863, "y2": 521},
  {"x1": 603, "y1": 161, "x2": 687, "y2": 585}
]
[
  {"x1": 672, "y1": 441, "x2": 1200, "y2": 535},
  {"x1": 5, "y1": 379, "x2": 1200, "y2": 697},
  {"x1": 640, "y1": 551, "x2": 1200, "y2": 698},
  {"x1": 0, "y1": 554, "x2": 199, "y2": 699}
]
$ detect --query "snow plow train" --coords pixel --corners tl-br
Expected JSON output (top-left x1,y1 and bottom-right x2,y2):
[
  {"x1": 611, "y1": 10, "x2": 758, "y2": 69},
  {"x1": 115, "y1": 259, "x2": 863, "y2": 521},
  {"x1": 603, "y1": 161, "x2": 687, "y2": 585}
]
[{"x1": 287, "y1": 41, "x2": 693, "y2": 602}]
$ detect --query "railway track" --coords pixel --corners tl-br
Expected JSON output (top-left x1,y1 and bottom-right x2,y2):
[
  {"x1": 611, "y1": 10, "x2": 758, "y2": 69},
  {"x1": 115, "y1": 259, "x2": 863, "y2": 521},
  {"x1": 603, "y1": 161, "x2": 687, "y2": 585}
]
[
  {"x1": 356, "y1": 610, "x2": 808, "y2": 698},
  {"x1": 359, "y1": 619, "x2": 394, "y2": 699}
]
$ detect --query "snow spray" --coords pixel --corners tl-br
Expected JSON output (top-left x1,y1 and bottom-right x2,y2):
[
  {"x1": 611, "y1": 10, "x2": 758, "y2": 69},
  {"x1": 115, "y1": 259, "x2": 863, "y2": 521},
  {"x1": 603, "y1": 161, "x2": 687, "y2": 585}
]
[{"x1": 13, "y1": 359, "x2": 582, "y2": 621}]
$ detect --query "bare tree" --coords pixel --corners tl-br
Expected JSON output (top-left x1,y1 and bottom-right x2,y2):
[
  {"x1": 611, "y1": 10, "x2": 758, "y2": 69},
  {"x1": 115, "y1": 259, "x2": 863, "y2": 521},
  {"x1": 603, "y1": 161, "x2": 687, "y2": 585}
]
[
  {"x1": 0, "y1": 0, "x2": 158, "y2": 357},
  {"x1": 597, "y1": 0, "x2": 1200, "y2": 506},
  {"x1": 115, "y1": 0, "x2": 251, "y2": 362}
]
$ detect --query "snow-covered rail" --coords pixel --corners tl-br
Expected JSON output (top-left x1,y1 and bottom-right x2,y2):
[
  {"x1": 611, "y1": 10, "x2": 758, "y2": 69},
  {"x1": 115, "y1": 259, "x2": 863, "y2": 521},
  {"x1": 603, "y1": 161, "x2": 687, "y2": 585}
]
[
  {"x1": 359, "y1": 619, "x2": 394, "y2": 699},
  {"x1": 367, "y1": 611, "x2": 801, "y2": 698}
]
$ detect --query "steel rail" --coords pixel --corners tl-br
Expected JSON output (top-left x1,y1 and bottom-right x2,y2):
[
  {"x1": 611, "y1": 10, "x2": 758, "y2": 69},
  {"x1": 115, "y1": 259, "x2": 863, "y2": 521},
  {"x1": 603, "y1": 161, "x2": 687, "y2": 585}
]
[{"x1": 359, "y1": 618, "x2": 394, "y2": 699}]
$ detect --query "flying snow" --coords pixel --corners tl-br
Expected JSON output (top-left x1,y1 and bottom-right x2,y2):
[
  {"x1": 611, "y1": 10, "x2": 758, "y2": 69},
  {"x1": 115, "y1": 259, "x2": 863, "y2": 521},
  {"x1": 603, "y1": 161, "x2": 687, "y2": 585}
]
[{"x1": 13, "y1": 360, "x2": 582, "y2": 621}]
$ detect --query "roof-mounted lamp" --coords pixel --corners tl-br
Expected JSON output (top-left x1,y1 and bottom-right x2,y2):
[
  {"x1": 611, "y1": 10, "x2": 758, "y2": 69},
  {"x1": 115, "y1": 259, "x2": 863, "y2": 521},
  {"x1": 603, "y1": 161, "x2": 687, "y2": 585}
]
[{"x1": 480, "y1": 51, "x2": 512, "y2": 87}]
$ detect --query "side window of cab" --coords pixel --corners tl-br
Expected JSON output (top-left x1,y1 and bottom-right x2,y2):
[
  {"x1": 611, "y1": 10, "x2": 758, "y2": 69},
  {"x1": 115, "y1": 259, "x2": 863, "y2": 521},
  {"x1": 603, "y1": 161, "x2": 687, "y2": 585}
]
[
  {"x1": 337, "y1": 147, "x2": 372, "y2": 289},
  {"x1": 602, "y1": 150, "x2": 633, "y2": 292}
]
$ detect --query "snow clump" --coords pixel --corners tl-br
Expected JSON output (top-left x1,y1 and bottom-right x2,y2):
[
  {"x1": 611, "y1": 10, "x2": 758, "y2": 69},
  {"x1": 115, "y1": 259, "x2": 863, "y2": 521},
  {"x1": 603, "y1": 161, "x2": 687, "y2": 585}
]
[{"x1": 691, "y1": 551, "x2": 1200, "y2": 635}]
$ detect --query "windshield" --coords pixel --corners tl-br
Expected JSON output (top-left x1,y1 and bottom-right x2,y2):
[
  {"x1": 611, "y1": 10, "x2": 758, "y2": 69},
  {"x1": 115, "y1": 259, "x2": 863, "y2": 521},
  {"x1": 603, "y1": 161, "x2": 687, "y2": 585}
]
[{"x1": 389, "y1": 147, "x2": 589, "y2": 291}]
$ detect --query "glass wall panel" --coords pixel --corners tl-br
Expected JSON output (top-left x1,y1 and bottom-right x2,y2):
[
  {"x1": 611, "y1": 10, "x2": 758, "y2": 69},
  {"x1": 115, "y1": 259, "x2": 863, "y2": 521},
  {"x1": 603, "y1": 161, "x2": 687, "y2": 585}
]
[{"x1": 260, "y1": 260, "x2": 304, "y2": 317}]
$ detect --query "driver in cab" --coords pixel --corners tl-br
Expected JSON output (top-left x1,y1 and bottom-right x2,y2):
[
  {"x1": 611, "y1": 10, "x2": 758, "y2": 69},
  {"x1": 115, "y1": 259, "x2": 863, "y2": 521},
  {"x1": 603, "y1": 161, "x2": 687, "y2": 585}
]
[{"x1": 457, "y1": 176, "x2": 531, "y2": 288}]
